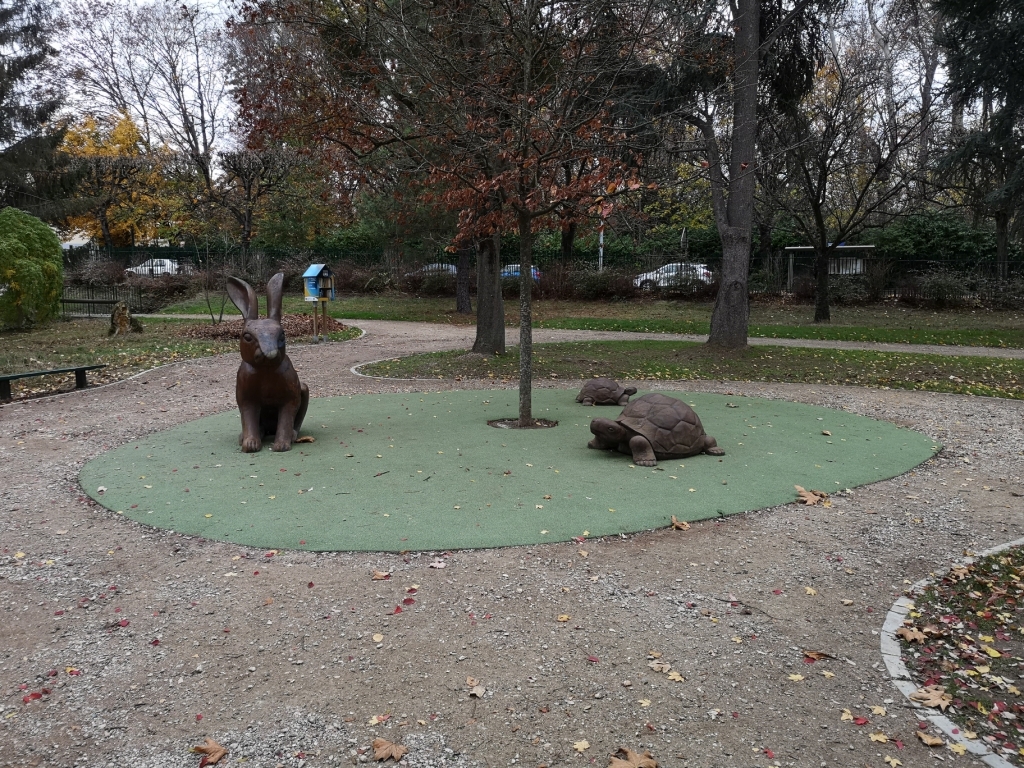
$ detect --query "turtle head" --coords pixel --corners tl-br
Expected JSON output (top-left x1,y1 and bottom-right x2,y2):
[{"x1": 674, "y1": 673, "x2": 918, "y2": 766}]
[{"x1": 588, "y1": 417, "x2": 626, "y2": 450}]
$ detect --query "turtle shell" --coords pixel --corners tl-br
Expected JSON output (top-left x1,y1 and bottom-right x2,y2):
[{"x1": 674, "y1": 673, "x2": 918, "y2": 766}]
[
  {"x1": 576, "y1": 377, "x2": 625, "y2": 404},
  {"x1": 615, "y1": 392, "x2": 707, "y2": 456}
]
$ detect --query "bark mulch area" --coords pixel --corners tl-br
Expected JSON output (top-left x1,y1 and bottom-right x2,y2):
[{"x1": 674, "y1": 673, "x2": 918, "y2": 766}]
[{"x1": 175, "y1": 313, "x2": 348, "y2": 340}]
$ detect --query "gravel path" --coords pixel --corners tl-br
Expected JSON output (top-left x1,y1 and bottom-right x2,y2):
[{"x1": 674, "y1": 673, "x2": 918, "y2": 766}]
[{"x1": 2, "y1": 320, "x2": 1023, "y2": 768}]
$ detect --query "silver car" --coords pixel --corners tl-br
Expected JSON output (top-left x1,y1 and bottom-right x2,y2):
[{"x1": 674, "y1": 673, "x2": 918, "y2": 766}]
[{"x1": 634, "y1": 262, "x2": 712, "y2": 291}]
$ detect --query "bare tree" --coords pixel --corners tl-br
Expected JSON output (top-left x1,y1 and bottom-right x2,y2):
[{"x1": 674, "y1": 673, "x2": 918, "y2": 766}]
[{"x1": 760, "y1": 19, "x2": 927, "y2": 321}]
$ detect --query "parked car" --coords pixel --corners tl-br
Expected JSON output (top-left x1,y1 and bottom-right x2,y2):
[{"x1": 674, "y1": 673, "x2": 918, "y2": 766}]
[
  {"x1": 501, "y1": 264, "x2": 541, "y2": 281},
  {"x1": 634, "y1": 262, "x2": 712, "y2": 291},
  {"x1": 126, "y1": 258, "x2": 193, "y2": 277},
  {"x1": 404, "y1": 262, "x2": 458, "y2": 277}
]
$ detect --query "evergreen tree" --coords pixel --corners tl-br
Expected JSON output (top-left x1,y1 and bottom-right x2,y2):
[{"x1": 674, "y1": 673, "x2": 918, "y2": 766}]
[
  {"x1": 934, "y1": 0, "x2": 1024, "y2": 277},
  {"x1": 0, "y1": 0, "x2": 68, "y2": 217}
]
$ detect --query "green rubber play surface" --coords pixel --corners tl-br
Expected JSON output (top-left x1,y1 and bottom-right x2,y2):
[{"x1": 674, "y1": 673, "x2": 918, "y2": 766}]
[{"x1": 81, "y1": 389, "x2": 939, "y2": 552}]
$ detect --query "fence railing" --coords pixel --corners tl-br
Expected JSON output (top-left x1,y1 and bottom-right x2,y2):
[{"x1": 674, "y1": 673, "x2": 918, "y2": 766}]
[{"x1": 61, "y1": 285, "x2": 144, "y2": 317}]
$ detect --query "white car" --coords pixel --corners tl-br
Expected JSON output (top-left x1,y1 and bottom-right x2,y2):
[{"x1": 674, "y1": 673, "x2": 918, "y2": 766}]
[
  {"x1": 634, "y1": 262, "x2": 712, "y2": 291},
  {"x1": 126, "y1": 258, "x2": 193, "y2": 276}
]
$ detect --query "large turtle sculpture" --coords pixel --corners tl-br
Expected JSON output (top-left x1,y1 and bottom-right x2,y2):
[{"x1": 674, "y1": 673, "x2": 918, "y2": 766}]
[
  {"x1": 588, "y1": 392, "x2": 724, "y2": 466},
  {"x1": 575, "y1": 377, "x2": 637, "y2": 406}
]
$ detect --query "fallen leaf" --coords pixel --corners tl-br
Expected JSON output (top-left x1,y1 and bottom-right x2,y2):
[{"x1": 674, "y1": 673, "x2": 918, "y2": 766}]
[
  {"x1": 557, "y1": 615, "x2": 571, "y2": 622},
  {"x1": 608, "y1": 747, "x2": 659, "y2": 768},
  {"x1": 666, "y1": 670, "x2": 684, "y2": 682},
  {"x1": 909, "y1": 685, "x2": 952, "y2": 711},
  {"x1": 871, "y1": 705, "x2": 887, "y2": 716},
  {"x1": 670, "y1": 516, "x2": 690, "y2": 530},
  {"x1": 794, "y1": 485, "x2": 828, "y2": 505},
  {"x1": 896, "y1": 626, "x2": 926, "y2": 643},
  {"x1": 804, "y1": 586, "x2": 817, "y2": 596},
  {"x1": 294, "y1": 436, "x2": 316, "y2": 443},
  {"x1": 637, "y1": 699, "x2": 651, "y2": 707},
  {"x1": 573, "y1": 740, "x2": 590, "y2": 753},
  {"x1": 841, "y1": 709, "x2": 854, "y2": 721},
  {"x1": 803, "y1": 650, "x2": 834, "y2": 661},
  {"x1": 916, "y1": 731, "x2": 943, "y2": 747},
  {"x1": 372, "y1": 737, "x2": 408, "y2": 761},
  {"x1": 821, "y1": 430, "x2": 832, "y2": 436},
  {"x1": 787, "y1": 674, "x2": 805, "y2": 682},
  {"x1": 870, "y1": 732, "x2": 889, "y2": 743},
  {"x1": 647, "y1": 660, "x2": 671, "y2": 673},
  {"x1": 883, "y1": 757, "x2": 902, "y2": 767},
  {"x1": 948, "y1": 743, "x2": 966, "y2": 756},
  {"x1": 841, "y1": 599, "x2": 854, "y2": 606},
  {"x1": 373, "y1": 634, "x2": 385, "y2": 642},
  {"x1": 469, "y1": 685, "x2": 486, "y2": 698},
  {"x1": 192, "y1": 737, "x2": 228, "y2": 767},
  {"x1": 372, "y1": 570, "x2": 391, "y2": 580},
  {"x1": 466, "y1": 676, "x2": 478, "y2": 686},
  {"x1": 820, "y1": 670, "x2": 835, "y2": 679}
]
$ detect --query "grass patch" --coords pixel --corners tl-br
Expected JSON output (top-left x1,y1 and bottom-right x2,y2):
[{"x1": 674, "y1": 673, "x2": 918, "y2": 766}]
[
  {"x1": 541, "y1": 315, "x2": 1024, "y2": 347},
  {"x1": 360, "y1": 340, "x2": 1024, "y2": 400},
  {"x1": 0, "y1": 317, "x2": 360, "y2": 401},
  {"x1": 161, "y1": 293, "x2": 1024, "y2": 347},
  {"x1": 896, "y1": 545, "x2": 1024, "y2": 760}
]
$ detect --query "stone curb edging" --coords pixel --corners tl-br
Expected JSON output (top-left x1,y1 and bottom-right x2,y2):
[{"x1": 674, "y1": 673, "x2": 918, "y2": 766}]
[{"x1": 881, "y1": 536, "x2": 1024, "y2": 767}]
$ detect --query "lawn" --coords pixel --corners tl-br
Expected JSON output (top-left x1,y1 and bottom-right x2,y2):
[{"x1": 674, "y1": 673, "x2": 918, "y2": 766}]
[
  {"x1": 360, "y1": 340, "x2": 1024, "y2": 400},
  {"x1": 0, "y1": 317, "x2": 359, "y2": 401},
  {"x1": 160, "y1": 292, "x2": 1024, "y2": 348}
]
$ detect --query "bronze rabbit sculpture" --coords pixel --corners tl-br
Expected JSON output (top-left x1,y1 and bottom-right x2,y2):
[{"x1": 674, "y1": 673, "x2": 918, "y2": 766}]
[{"x1": 226, "y1": 272, "x2": 309, "y2": 452}]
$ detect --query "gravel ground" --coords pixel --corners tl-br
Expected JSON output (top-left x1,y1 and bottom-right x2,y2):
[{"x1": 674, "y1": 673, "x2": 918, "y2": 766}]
[{"x1": 2, "y1": 320, "x2": 1023, "y2": 768}]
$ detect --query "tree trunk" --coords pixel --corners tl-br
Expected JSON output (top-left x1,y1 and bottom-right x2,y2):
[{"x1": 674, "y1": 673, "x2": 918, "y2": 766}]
[
  {"x1": 472, "y1": 232, "x2": 505, "y2": 355},
  {"x1": 455, "y1": 244, "x2": 472, "y2": 314},
  {"x1": 707, "y1": 0, "x2": 759, "y2": 349},
  {"x1": 814, "y1": 248, "x2": 831, "y2": 322},
  {"x1": 709, "y1": 227, "x2": 752, "y2": 347},
  {"x1": 97, "y1": 206, "x2": 113, "y2": 250},
  {"x1": 995, "y1": 209, "x2": 1009, "y2": 280},
  {"x1": 518, "y1": 210, "x2": 534, "y2": 427},
  {"x1": 560, "y1": 219, "x2": 576, "y2": 262}
]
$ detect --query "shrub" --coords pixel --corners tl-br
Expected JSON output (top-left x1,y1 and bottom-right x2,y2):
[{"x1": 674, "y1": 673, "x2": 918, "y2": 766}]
[
  {"x1": 918, "y1": 268, "x2": 969, "y2": 308},
  {"x1": 572, "y1": 268, "x2": 638, "y2": 301},
  {"x1": 123, "y1": 272, "x2": 197, "y2": 312},
  {"x1": 66, "y1": 255, "x2": 127, "y2": 286},
  {"x1": 0, "y1": 207, "x2": 63, "y2": 327},
  {"x1": 829, "y1": 275, "x2": 869, "y2": 305}
]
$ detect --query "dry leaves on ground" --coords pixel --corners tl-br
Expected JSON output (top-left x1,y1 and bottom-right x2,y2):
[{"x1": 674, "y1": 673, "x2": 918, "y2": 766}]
[
  {"x1": 177, "y1": 314, "x2": 348, "y2": 341},
  {"x1": 916, "y1": 730, "x2": 944, "y2": 747},
  {"x1": 896, "y1": 625, "x2": 926, "y2": 643},
  {"x1": 670, "y1": 516, "x2": 690, "y2": 530},
  {"x1": 910, "y1": 685, "x2": 953, "y2": 711},
  {"x1": 372, "y1": 737, "x2": 408, "y2": 761},
  {"x1": 794, "y1": 485, "x2": 828, "y2": 505},
  {"x1": 608, "y1": 747, "x2": 659, "y2": 768},
  {"x1": 191, "y1": 738, "x2": 228, "y2": 767}
]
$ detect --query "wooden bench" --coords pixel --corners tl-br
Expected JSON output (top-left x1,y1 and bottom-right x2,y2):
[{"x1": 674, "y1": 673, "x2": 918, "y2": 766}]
[{"x1": 0, "y1": 364, "x2": 108, "y2": 401}]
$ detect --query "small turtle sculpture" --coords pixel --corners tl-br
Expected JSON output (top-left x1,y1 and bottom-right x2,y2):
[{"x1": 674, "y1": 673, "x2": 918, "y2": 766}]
[
  {"x1": 575, "y1": 377, "x2": 637, "y2": 406},
  {"x1": 588, "y1": 392, "x2": 724, "y2": 466}
]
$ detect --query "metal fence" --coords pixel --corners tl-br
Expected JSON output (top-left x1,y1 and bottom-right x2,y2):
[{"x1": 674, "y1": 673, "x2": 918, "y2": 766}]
[{"x1": 61, "y1": 285, "x2": 144, "y2": 317}]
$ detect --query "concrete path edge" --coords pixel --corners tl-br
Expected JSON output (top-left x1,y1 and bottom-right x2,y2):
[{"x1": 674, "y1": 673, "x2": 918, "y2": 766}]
[{"x1": 881, "y1": 535, "x2": 1024, "y2": 767}]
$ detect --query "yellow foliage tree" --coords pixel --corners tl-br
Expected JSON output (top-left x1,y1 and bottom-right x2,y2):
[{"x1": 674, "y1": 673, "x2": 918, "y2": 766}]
[{"x1": 61, "y1": 113, "x2": 168, "y2": 248}]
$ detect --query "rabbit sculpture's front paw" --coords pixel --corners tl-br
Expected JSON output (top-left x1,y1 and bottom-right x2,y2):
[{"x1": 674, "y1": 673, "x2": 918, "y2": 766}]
[
  {"x1": 240, "y1": 433, "x2": 262, "y2": 453},
  {"x1": 271, "y1": 438, "x2": 292, "y2": 452}
]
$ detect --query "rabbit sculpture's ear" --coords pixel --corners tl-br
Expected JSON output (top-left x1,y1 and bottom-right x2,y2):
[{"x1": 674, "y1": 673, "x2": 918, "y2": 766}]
[
  {"x1": 266, "y1": 272, "x2": 284, "y2": 322},
  {"x1": 227, "y1": 277, "x2": 259, "y2": 320}
]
